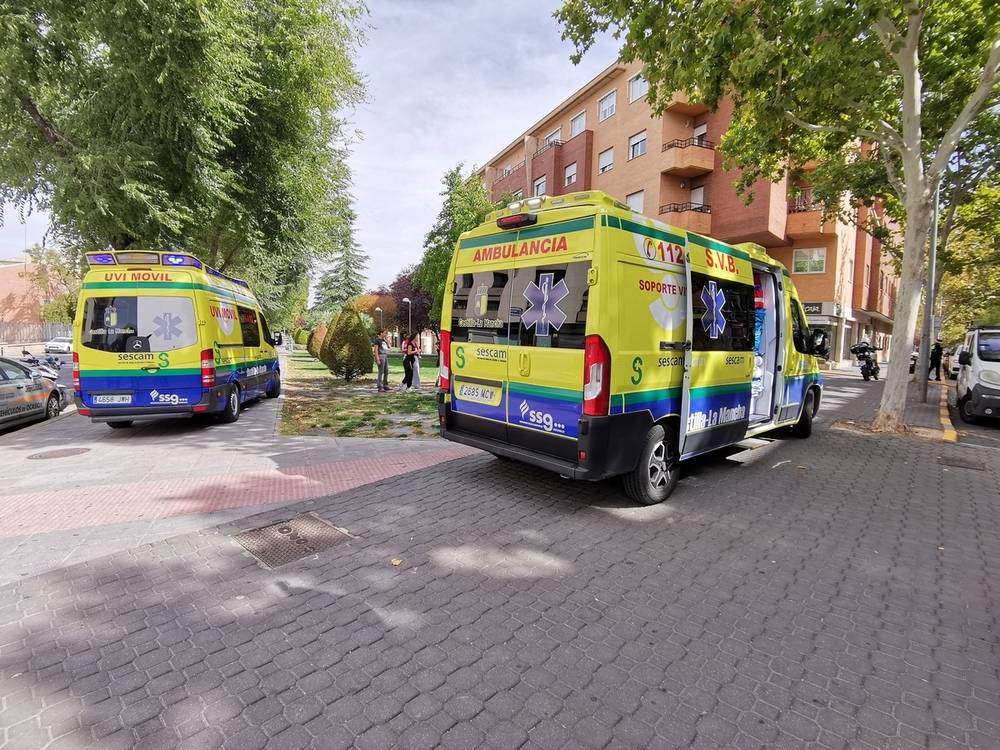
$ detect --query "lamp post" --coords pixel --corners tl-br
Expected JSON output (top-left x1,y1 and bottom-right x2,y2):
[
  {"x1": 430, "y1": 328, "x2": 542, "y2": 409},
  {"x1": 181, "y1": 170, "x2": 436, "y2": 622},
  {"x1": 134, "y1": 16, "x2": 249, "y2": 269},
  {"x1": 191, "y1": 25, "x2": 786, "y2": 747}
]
[
  {"x1": 374, "y1": 306, "x2": 382, "y2": 330},
  {"x1": 402, "y1": 297, "x2": 412, "y2": 338}
]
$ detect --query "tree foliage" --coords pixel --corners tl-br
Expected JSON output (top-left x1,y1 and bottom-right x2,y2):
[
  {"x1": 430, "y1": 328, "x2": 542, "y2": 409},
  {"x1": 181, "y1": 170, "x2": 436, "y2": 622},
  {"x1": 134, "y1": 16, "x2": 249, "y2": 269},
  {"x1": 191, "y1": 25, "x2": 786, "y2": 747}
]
[
  {"x1": 557, "y1": 0, "x2": 1000, "y2": 431},
  {"x1": 413, "y1": 164, "x2": 496, "y2": 324},
  {"x1": 307, "y1": 321, "x2": 328, "y2": 359},
  {"x1": 25, "y1": 244, "x2": 84, "y2": 323},
  {"x1": 320, "y1": 301, "x2": 373, "y2": 382},
  {"x1": 388, "y1": 266, "x2": 433, "y2": 335},
  {"x1": 0, "y1": 0, "x2": 366, "y2": 323}
]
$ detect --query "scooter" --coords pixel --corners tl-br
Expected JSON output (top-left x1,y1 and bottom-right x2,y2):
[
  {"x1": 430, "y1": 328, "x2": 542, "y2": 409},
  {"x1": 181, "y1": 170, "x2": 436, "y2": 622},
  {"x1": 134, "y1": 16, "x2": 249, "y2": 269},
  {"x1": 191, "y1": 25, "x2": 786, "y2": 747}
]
[
  {"x1": 19, "y1": 350, "x2": 60, "y2": 381},
  {"x1": 849, "y1": 342, "x2": 881, "y2": 381}
]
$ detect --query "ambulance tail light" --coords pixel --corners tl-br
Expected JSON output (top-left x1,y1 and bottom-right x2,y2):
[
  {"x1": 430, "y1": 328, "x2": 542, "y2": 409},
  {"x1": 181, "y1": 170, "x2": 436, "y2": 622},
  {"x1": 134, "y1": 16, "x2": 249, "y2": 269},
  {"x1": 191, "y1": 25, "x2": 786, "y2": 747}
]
[
  {"x1": 583, "y1": 335, "x2": 611, "y2": 416},
  {"x1": 201, "y1": 349, "x2": 216, "y2": 388},
  {"x1": 439, "y1": 330, "x2": 451, "y2": 391},
  {"x1": 72, "y1": 351, "x2": 81, "y2": 393}
]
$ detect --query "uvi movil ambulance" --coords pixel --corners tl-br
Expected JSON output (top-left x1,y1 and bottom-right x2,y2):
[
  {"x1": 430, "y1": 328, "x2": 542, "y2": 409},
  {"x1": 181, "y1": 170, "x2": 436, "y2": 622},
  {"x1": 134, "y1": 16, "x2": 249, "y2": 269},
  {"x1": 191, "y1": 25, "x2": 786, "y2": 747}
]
[
  {"x1": 73, "y1": 251, "x2": 282, "y2": 428},
  {"x1": 436, "y1": 191, "x2": 827, "y2": 504}
]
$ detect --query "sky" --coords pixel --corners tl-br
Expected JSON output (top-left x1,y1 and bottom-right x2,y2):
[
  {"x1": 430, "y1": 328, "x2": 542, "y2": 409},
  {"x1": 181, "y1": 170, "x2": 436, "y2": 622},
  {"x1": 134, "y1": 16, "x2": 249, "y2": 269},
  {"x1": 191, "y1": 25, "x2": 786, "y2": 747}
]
[{"x1": 0, "y1": 0, "x2": 619, "y2": 292}]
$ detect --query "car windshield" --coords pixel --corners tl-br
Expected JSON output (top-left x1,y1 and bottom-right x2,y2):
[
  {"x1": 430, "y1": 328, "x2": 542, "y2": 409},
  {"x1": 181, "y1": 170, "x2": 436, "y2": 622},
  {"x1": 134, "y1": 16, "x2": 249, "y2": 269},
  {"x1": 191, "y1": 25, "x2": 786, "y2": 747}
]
[{"x1": 977, "y1": 331, "x2": 1000, "y2": 362}]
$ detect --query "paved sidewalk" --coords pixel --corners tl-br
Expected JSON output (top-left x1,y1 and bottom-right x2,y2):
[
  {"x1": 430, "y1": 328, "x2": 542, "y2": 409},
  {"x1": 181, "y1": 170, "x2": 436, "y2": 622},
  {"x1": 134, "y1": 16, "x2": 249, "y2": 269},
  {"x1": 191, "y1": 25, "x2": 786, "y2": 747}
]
[{"x1": 1, "y1": 373, "x2": 998, "y2": 749}]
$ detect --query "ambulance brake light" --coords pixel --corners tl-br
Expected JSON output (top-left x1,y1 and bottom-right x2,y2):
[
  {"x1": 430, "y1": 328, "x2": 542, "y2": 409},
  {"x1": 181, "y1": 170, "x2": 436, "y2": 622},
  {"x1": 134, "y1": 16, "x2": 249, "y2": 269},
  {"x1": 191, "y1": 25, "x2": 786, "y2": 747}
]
[
  {"x1": 439, "y1": 330, "x2": 451, "y2": 391},
  {"x1": 201, "y1": 349, "x2": 216, "y2": 388},
  {"x1": 583, "y1": 335, "x2": 611, "y2": 417},
  {"x1": 496, "y1": 213, "x2": 537, "y2": 230},
  {"x1": 72, "y1": 351, "x2": 80, "y2": 393}
]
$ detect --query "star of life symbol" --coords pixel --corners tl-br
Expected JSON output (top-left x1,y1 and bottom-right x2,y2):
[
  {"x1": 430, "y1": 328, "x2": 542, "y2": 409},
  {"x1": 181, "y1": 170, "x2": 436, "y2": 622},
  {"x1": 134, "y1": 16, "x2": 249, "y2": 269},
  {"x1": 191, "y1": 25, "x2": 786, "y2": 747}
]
[
  {"x1": 521, "y1": 273, "x2": 568, "y2": 336},
  {"x1": 153, "y1": 312, "x2": 183, "y2": 341},
  {"x1": 700, "y1": 281, "x2": 727, "y2": 339}
]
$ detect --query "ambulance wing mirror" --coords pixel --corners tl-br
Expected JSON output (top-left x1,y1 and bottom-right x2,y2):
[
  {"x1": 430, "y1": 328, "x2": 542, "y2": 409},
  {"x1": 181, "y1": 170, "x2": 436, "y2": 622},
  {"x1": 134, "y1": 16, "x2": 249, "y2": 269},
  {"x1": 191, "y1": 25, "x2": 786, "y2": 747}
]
[
  {"x1": 273, "y1": 332, "x2": 283, "y2": 347},
  {"x1": 811, "y1": 329, "x2": 829, "y2": 359}
]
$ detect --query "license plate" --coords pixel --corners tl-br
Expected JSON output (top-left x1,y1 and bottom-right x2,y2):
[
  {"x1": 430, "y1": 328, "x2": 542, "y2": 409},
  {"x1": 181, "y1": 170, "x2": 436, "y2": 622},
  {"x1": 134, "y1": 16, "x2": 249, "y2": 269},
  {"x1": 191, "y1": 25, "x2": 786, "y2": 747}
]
[
  {"x1": 93, "y1": 394, "x2": 132, "y2": 404},
  {"x1": 457, "y1": 384, "x2": 498, "y2": 404}
]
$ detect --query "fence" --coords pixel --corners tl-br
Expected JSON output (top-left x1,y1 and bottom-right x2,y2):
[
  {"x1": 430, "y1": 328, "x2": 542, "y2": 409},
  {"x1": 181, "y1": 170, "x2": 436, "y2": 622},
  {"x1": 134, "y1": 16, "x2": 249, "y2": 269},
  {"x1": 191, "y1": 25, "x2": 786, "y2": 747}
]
[{"x1": 0, "y1": 321, "x2": 72, "y2": 350}]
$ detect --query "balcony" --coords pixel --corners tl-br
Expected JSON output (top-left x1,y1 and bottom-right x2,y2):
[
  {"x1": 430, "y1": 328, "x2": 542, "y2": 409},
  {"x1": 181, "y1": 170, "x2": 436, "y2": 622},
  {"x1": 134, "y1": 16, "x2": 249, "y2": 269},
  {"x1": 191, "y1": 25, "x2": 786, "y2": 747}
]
[
  {"x1": 664, "y1": 91, "x2": 709, "y2": 116},
  {"x1": 786, "y1": 190, "x2": 837, "y2": 238},
  {"x1": 661, "y1": 138, "x2": 715, "y2": 177},
  {"x1": 532, "y1": 140, "x2": 564, "y2": 159},
  {"x1": 492, "y1": 161, "x2": 525, "y2": 188},
  {"x1": 659, "y1": 202, "x2": 712, "y2": 235}
]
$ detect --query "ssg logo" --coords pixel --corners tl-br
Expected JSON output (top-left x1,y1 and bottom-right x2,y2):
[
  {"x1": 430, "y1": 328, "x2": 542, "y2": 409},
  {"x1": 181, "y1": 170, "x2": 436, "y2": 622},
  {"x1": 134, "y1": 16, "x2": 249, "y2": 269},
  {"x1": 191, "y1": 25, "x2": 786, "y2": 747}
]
[{"x1": 518, "y1": 399, "x2": 562, "y2": 433}]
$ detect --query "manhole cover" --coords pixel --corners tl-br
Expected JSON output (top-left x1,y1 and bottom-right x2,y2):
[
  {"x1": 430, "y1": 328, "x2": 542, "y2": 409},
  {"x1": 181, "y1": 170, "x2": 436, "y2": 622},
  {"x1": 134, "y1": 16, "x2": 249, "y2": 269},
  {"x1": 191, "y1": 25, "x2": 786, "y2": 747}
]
[
  {"x1": 27, "y1": 448, "x2": 91, "y2": 460},
  {"x1": 232, "y1": 513, "x2": 352, "y2": 569},
  {"x1": 938, "y1": 456, "x2": 986, "y2": 471}
]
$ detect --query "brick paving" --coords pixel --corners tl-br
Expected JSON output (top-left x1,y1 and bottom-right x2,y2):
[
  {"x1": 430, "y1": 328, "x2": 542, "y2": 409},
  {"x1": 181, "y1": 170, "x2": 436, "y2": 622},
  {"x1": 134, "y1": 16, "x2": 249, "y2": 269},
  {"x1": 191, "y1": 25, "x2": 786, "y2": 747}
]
[{"x1": 1, "y1": 374, "x2": 998, "y2": 748}]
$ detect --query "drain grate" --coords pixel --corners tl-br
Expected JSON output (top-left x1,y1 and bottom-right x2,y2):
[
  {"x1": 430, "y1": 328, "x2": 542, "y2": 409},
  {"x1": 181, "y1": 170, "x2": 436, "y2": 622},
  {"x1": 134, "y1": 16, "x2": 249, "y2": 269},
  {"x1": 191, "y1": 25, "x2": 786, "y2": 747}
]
[
  {"x1": 27, "y1": 448, "x2": 91, "y2": 460},
  {"x1": 232, "y1": 512, "x2": 352, "y2": 569},
  {"x1": 938, "y1": 456, "x2": 986, "y2": 471}
]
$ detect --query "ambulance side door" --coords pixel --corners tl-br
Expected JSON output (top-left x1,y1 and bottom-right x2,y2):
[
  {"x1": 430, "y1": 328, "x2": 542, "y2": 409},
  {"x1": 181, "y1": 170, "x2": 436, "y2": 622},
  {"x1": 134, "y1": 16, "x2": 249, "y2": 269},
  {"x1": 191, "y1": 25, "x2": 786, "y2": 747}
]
[{"x1": 680, "y1": 237, "x2": 756, "y2": 459}]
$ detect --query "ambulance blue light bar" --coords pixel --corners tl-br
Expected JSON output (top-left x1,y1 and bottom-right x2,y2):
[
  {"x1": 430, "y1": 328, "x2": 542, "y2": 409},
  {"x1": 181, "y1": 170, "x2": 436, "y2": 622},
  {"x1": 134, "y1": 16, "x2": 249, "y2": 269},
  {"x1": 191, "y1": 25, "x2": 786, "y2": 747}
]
[
  {"x1": 163, "y1": 254, "x2": 203, "y2": 268},
  {"x1": 88, "y1": 254, "x2": 116, "y2": 265}
]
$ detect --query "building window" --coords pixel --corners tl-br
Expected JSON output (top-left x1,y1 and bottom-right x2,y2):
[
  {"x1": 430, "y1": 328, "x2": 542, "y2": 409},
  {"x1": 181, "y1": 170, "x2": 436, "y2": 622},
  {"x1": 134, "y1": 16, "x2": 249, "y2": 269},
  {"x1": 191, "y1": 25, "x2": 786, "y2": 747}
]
[
  {"x1": 690, "y1": 185, "x2": 704, "y2": 207},
  {"x1": 570, "y1": 111, "x2": 586, "y2": 137},
  {"x1": 626, "y1": 190, "x2": 644, "y2": 213},
  {"x1": 628, "y1": 73, "x2": 648, "y2": 102},
  {"x1": 545, "y1": 127, "x2": 561, "y2": 144},
  {"x1": 598, "y1": 148, "x2": 613, "y2": 174},
  {"x1": 502, "y1": 165, "x2": 512, "y2": 178},
  {"x1": 533, "y1": 175, "x2": 546, "y2": 196},
  {"x1": 628, "y1": 130, "x2": 647, "y2": 160},
  {"x1": 598, "y1": 91, "x2": 616, "y2": 122},
  {"x1": 793, "y1": 247, "x2": 826, "y2": 274},
  {"x1": 693, "y1": 123, "x2": 708, "y2": 146},
  {"x1": 565, "y1": 162, "x2": 577, "y2": 186},
  {"x1": 512, "y1": 189, "x2": 523, "y2": 199}
]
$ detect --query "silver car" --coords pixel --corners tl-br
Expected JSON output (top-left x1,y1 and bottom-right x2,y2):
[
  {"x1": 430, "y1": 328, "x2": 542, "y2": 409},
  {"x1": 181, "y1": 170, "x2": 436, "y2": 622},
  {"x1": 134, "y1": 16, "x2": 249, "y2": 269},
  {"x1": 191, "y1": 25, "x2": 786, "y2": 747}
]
[
  {"x1": 44, "y1": 336, "x2": 73, "y2": 354},
  {"x1": 0, "y1": 356, "x2": 64, "y2": 430}
]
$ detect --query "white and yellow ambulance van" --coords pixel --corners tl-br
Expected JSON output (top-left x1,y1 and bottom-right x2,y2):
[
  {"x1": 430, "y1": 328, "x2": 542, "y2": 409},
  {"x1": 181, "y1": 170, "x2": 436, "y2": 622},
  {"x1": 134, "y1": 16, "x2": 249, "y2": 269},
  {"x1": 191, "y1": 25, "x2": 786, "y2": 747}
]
[
  {"x1": 73, "y1": 251, "x2": 282, "y2": 428},
  {"x1": 436, "y1": 191, "x2": 826, "y2": 504}
]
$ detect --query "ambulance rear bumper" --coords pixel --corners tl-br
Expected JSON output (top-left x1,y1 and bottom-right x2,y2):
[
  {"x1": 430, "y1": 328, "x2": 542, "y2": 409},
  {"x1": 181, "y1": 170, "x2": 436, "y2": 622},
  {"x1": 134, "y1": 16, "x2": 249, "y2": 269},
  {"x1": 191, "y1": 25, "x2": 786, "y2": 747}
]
[{"x1": 439, "y1": 407, "x2": 651, "y2": 481}]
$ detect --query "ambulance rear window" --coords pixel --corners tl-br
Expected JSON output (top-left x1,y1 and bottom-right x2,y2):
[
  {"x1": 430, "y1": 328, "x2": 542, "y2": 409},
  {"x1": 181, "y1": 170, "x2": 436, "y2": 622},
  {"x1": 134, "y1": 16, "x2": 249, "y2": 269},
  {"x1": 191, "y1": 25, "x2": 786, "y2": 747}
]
[{"x1": 80, "y1": 296, "x2": 198, "y2": 353}]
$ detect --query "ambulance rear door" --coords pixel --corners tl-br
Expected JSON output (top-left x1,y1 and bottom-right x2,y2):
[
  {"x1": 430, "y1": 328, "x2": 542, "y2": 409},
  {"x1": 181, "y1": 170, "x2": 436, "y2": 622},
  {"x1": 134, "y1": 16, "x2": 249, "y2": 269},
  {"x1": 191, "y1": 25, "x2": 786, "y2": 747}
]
[{"x1": 679, "y1": 235, "x2": 756, "y2": 459}]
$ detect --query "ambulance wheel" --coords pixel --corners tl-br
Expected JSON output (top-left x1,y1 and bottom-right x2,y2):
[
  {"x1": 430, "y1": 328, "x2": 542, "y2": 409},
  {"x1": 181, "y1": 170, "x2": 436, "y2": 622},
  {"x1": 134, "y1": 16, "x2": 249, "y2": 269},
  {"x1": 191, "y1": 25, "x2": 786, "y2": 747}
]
[
  {"x1": 44, "y1": 394, "x2": 61, "y2": 421},
  {"x1": 623, "y1": 424, "x2": 679, "y2": 505},
  {"x1": 791, "y1": 389, "x2": 815, "y2": 438},
  {"x1": 219, "y1": 385, "x2": 241, "y2": 423},
  {"x1": 958, "y1": 394, "x2": 979, "y2": 425},
  {"x1": 108, "y1": 420, "x2": 133, "y2": 429},
  {"x1": 266, "y1": 370, "x2": 281, "y2": 399}
]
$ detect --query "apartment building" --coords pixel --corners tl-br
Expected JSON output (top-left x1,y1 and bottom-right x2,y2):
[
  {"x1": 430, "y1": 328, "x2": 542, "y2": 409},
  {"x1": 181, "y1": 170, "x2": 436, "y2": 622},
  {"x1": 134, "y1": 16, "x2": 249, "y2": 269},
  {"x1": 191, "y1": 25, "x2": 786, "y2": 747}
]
[{"x1": 475, "y1": 60, "x2": 899, "y2": 367}]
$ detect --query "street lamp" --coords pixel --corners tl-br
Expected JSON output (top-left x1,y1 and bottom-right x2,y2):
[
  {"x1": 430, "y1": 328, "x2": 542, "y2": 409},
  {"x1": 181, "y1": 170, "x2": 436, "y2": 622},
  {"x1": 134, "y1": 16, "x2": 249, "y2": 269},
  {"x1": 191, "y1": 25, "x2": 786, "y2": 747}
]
[
  {"x1": 374, "y1": 306, "x2": 382, "y2": 329},
  {"x1": 402, "y1": 297, "x2": 412, "y2": 338}
]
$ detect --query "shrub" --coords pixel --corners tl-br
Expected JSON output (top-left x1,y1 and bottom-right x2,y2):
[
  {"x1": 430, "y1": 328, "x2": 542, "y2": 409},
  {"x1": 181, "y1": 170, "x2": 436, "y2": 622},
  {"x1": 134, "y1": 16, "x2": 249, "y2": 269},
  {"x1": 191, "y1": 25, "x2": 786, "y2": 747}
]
[
  {"x1": 308, "y1": 322, "x2": 328, "y2": 359},
  {"x1": 293, "y1": 327, "x2": 309, "y2": 346},
  {"x1": 321, "y1": 302, "x2": 375, "y2": 382}
]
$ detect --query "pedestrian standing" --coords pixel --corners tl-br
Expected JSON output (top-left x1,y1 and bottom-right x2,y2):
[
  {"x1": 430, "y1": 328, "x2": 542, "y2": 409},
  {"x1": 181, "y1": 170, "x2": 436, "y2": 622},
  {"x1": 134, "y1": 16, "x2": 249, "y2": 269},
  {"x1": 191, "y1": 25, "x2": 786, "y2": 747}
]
[
  {"x1": 410, "y1": 333, "x2": 421, "y2": 389},
  {"x1": 373, "y1": 329, "x2": 389, "y2": 392},
  {"x1": 928, "y1": 339, "x2": 943, "y2": 381},
  {"x1": 400, "y1": 332, "x2": 415, "y2": 390}
]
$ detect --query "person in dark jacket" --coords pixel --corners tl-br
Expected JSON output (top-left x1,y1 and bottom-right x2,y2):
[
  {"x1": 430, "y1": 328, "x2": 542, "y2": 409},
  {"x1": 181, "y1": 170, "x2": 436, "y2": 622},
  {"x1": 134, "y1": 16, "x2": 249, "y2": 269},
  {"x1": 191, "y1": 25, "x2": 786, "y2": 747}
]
[{"x1": 928, "y1": 339, "x2": 943, "y2": 381}]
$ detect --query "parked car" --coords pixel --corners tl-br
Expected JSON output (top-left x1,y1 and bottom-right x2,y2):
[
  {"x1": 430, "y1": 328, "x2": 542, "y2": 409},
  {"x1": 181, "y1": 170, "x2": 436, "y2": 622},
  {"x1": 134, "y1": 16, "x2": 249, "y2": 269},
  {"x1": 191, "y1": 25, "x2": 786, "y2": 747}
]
[
  {"x1": 44, "y1": 336, "x2": 73, "y2": 354},
  {"x1": 0, "y1": 356, "x2": 63, "y2": 430},
  {"x1": 950, "y1": 345, "x2": 965, "y2": 379}
]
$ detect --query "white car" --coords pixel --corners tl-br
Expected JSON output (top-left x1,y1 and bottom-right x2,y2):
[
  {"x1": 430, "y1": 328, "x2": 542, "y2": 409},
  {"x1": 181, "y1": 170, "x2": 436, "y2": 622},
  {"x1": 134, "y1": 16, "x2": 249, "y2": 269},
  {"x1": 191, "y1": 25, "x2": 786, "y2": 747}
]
[
  {"x1": 44, "y1": 336, "x2": 73, "y2": 354},
  {"x1": 949, "y1": 345, "x2": 964, "y2": 379}
]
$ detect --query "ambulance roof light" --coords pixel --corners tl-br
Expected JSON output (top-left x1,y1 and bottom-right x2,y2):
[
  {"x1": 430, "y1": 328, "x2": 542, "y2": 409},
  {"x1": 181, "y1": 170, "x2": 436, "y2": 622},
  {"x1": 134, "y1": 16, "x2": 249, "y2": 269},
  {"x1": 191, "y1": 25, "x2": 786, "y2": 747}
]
[{"x1": 88, "y1": 254, "x2": 116, "y2": 265}]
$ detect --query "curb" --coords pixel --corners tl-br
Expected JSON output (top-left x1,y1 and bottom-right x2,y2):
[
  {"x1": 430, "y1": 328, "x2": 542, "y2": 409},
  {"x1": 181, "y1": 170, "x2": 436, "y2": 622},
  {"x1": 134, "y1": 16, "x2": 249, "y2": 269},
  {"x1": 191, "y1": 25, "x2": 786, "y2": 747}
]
[{"x1": 938, "y1": 382, "x2": 959, "y2": 443}]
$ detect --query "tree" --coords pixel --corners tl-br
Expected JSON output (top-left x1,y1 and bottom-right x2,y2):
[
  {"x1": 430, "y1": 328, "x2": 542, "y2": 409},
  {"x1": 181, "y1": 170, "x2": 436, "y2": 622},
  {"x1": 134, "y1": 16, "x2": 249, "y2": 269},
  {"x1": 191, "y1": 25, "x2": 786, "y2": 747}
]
[
  {"x1": 557, "y1": 0, "x2": 1000, "y2": 432},
  {"x1": 320, "y1": 301, "x2": 373, "y2": 382},
  {"x1": 311, "y1": 205, "x2": 370, "y2": 317},
  {"x1": 414, "y1": 165, "x2": 496, "y2": 324},
  {"x1": 389, "y1": 266, "x2": 433, "y2": 336},
  {"x1": 25, "y1": 244, "x2": 84, "y2": 324},
  {"x1": 0, "y1": 0, "x2": 366, "y2": 322},
  {"x1": 308, "y1": 321, "x2": 328, "y2": 359}
]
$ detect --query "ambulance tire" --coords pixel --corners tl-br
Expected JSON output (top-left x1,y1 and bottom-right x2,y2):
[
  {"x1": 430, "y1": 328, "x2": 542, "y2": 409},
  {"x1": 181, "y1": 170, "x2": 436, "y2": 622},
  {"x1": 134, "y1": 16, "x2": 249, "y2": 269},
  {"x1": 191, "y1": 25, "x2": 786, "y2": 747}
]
[
  {"x1": 108, "y1": 420, "x2": 133, "y2": 429},
  {"x1": 791, "y1": 389, "x2": 815, "y2": 438},
  {"x1": 623, "y1": 424, "x2": 679, "y2": 505},
  {"x1": 266, "y1": 370, "x2": 281, "y2": 399},
  {"x1": 219, "y1": 385, "x2": 241, "y2": 423}
]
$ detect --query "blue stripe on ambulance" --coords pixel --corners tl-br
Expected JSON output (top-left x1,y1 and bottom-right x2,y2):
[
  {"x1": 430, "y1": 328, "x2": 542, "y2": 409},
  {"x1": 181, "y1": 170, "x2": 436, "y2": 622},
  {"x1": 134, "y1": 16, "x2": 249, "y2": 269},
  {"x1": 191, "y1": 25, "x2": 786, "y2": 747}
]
[
  {"x1": 779, "y1": 372, "x2": 823, "y2": 422},
  {"x1": 508, "y1": 382, "x2": 581, "y2": 439}
]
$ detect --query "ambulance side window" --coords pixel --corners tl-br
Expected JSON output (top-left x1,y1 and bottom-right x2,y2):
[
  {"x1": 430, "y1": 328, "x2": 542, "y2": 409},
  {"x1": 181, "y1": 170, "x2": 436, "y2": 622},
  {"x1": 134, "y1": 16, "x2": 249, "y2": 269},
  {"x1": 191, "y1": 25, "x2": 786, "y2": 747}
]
[
  {"x1": 791, "y1": 301, "x2": 811, "y2": 354},
  {"x1": 690, "y1": 272, "x2": 754, "y2": 352},
  {"x1": 260, "y1": 314, "x2": 275, "y2": 346},
  {"x1": 513, "y1": 263, "x2": 590, "y2": 350},
  {"x1": 238, "y1": 306, "x2": 261, "y2": 347}
]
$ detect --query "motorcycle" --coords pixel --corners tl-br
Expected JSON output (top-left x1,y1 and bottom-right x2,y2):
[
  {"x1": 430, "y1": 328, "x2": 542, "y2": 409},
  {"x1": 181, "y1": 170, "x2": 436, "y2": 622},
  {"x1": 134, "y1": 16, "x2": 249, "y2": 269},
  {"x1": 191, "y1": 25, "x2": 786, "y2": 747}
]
[
  {"x1": 19, "y1": 350, "x2": 60, "y2": 381},
  {"x1": 849, "y1": 342, "x2": 881, "y2": 381}
]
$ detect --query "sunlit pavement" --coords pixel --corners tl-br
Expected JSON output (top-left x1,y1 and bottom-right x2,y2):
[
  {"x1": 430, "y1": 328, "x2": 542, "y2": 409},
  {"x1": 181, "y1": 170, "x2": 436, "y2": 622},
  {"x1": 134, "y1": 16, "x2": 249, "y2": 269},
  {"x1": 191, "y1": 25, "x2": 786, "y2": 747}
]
[{"x1": 0, "y1": 376, "x2": 998, "y2": 749}]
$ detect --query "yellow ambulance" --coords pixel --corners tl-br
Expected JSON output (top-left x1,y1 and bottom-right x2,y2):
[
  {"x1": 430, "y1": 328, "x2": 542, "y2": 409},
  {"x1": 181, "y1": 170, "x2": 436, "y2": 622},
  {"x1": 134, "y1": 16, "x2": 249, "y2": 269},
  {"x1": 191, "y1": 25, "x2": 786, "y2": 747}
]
[
  {"x1": 436, "y1": 191, "x2": 826, "y2": 504},
  {"x1": 73, "y1": 251, "x2": 282, "y2": 428}
]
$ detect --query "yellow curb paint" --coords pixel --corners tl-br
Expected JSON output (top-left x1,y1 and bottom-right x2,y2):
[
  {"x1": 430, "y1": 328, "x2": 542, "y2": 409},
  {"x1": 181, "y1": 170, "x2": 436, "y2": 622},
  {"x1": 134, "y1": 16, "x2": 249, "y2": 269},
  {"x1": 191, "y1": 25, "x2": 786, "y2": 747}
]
[{"x1": 938, "y1": 386, "x2": 958, "y2": 443}]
